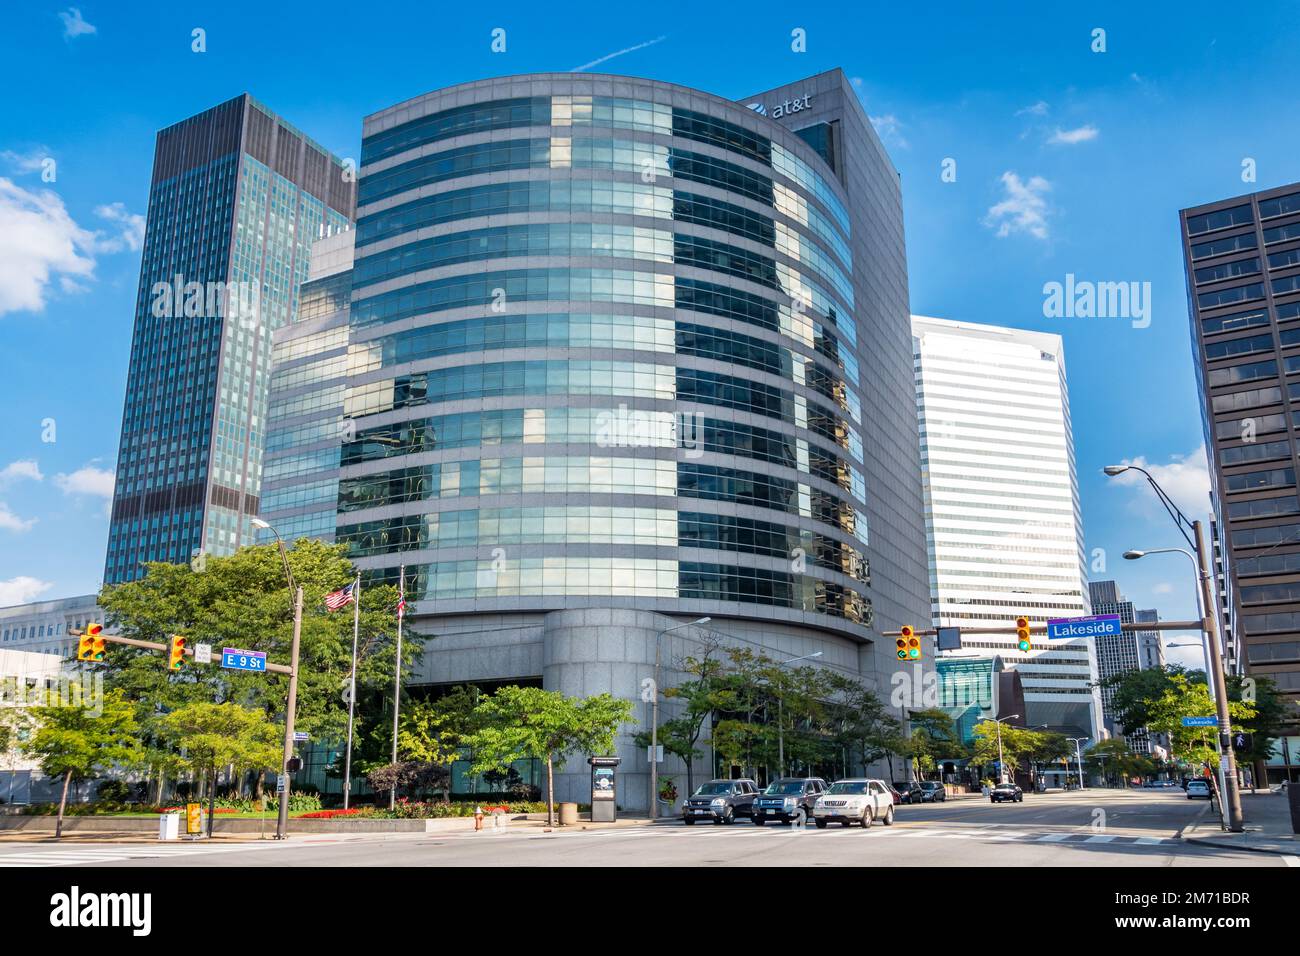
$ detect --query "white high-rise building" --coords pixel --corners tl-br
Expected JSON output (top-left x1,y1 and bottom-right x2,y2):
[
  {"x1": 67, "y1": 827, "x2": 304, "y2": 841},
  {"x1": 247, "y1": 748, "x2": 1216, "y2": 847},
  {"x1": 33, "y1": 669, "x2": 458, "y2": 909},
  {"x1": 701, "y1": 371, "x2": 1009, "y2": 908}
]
[{"x1": 912, "y1": 315, "x2": 1102, "y2": 740}]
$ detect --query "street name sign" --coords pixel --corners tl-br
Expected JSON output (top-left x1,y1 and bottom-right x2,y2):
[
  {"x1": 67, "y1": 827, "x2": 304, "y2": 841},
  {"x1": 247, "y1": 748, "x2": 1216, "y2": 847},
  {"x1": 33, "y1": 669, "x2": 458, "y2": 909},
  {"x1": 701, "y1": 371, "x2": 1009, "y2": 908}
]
[
  {"x1": 221, "y1": 648, "x2": 267, "y2": 672},
  {"x1": 1046, "y1": 614, "x2": 1122, "y2": 640},
  {"x1": 1182, "y1": 716, "x2": 1217, "y2": 727}
]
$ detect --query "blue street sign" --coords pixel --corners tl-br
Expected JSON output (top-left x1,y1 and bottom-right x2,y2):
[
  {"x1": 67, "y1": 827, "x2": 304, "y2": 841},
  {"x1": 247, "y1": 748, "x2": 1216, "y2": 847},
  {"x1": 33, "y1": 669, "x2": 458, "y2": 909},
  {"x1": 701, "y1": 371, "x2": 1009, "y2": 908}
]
[
  {"x1": 293, "y1": 731, "x2": 309, "y2": 742},
  {"x1": 1182, "y1": 716, "x2": 1217, "y2": 727},
  {"x1": 1046, "y1": 614, "x2": 1122, "y2": 640},
  {"x1": 221, "y1": 648, "x2": 267, "y2": 672}
]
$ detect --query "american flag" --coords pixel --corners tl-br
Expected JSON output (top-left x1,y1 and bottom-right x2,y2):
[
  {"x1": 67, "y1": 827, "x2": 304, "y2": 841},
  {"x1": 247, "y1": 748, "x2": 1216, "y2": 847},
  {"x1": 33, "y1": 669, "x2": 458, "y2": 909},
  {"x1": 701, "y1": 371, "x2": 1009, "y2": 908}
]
[
  {"x1": 396, "y1": 569, "x2": 406, "y2": 619},
  {"x1": 324, "y1": 582, "x2": 356, "y2": 612}
]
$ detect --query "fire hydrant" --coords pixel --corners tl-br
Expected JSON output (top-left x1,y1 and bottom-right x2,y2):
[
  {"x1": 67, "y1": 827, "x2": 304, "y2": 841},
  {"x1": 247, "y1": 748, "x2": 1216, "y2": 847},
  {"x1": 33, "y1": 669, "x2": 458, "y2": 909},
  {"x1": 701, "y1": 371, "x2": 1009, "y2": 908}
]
[{"x1": 474, "y1": 806, "x2": 484, "y2": 831}]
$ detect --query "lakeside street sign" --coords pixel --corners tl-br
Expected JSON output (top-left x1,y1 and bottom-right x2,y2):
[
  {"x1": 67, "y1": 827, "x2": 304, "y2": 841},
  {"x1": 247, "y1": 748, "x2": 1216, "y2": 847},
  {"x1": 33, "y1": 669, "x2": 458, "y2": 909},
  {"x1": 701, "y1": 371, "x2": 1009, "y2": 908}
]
[
  {"x1": 1046, "y1": 614, "x2": 1122, "y2": 640},
  {"x1": 1182, "y1": 716, "x2": 1217, "y2": 727}
]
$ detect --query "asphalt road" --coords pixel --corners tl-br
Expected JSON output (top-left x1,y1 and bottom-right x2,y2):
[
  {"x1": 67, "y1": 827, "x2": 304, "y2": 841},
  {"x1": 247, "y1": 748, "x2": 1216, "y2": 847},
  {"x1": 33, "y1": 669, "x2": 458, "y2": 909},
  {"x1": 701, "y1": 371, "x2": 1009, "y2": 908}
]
[{"x1": 0, "y1": 789, "x2": 1292, "y2": 867}]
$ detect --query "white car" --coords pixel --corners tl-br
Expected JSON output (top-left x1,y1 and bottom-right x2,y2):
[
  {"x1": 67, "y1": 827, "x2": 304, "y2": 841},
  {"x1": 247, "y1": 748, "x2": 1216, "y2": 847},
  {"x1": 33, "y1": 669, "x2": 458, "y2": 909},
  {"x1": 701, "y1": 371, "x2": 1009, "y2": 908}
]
[
  {"x1": 1186, "y1": 779, "x2": 1212, "y2": 800},
  {"x1": 813, "y1": 778, "x2": 895, "y2": 828}
]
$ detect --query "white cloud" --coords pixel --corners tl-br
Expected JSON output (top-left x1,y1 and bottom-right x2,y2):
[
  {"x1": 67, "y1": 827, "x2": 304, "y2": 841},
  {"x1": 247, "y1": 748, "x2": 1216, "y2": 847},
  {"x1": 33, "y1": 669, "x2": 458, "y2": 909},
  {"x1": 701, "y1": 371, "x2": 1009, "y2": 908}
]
[
  {"x1": 95, "y1": 202, "x2": 146, "y2": 252},
  {"x1": 1048, "y1": 125, "x2": 1100, "y2": 145},
  {"x1": 0, "y1": 575, "x2": 53, "y2": 606},
  {"x1": 869, "y1": 114, "x2": 909, "y2": 149},
  {"x1": 0, "y1": 503, "x2": 37, "y2": 533},
  {"x1": 0, "y1": 178, "x2": 97, "y2": 314},
  {"x1": 1152, "y1": 582, "x2": 1175, "y2": 595},
  {"x1": 571, "y1": 35, "x2": 667, "y2": 72},
  {"x1": 0, "y1": 179, "x2": 141, "y2": 316},
  {"x1": 1016, "y1": 100, "x2": 1049, "y2": 117},
  {"x1": 55, "y1": 464, "x2": 115, "y2": 498},
  {"x1": 984, "y1": 171, "x2": 1052, "y2": 240},
  {"x1": 1106, "y1": 445, "x2": 1213, "y2": 523},
  {"x1": 0, "y1": 459, "x2": 44, "y2": 485},
  {"x1": 58, "y1": 7, "x2": 96, "y2": 39},
  {"x1": 1, "y1": 148, "x2": 53, "y2": 175}
]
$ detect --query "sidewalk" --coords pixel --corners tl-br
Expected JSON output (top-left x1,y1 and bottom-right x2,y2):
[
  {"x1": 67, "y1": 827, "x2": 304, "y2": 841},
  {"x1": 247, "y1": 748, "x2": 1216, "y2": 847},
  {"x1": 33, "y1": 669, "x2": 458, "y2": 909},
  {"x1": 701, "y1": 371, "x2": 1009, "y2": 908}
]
[{"x1": 1181, "y1": 790, "x2": 1298, "y2": 855}]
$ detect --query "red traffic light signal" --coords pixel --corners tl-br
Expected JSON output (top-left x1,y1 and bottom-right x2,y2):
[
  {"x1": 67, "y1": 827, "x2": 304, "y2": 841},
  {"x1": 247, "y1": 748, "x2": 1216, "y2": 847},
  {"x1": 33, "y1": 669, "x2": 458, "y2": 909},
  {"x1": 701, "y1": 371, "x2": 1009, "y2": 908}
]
[
  {"x1": 168, "y1": 635, "x2": 187, "y2": 671},
  {"x1": 897, "y1": 625, "x2": 921, "y2": 660},
  {"x1": 1016, "y1": 616, "x2": 1032, "y2": 652},
  {"x1": 77, "y1": 623, "x2": 106, "y2": 662}
]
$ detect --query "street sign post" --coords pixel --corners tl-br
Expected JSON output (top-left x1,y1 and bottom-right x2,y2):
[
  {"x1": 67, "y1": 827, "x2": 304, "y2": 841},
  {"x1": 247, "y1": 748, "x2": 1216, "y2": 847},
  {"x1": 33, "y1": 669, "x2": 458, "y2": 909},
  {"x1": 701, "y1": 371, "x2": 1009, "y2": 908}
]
[
  {"x1": 1046, "y1": 614, "x2": 1122, "y2": 640},
  {"x1": 1182, "y1": 716, "x2": 1218, "y2": 727},
  {"x1": 221, "y1": 648, "x2": 267, "y2": 672},
  {"x1": 193, "y1": 643, "x2": 212, "y2": 665}
]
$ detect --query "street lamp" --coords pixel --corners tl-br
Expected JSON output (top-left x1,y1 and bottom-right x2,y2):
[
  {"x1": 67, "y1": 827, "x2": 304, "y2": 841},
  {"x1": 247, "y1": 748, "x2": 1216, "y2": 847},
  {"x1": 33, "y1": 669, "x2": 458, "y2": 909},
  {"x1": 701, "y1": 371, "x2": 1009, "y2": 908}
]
[
  {"x1": 985, "y1": 714, "x2": 1020, "y2": 784},
  {"x1": 649, "y1": 617, "x2": 710, "y2": 819},
  {"x1": 1105, "y1": 463, "x2": 1244, "y2": 832},
  {"x1": 1066, "y1": 737, "x2": 1088, "y2": 790},
  {"x1": 251, "y1": 517, "x2": 303, "y2": 841},
  {"x1": 775, "y1": 652, "x2": 823, "y2": 778}
]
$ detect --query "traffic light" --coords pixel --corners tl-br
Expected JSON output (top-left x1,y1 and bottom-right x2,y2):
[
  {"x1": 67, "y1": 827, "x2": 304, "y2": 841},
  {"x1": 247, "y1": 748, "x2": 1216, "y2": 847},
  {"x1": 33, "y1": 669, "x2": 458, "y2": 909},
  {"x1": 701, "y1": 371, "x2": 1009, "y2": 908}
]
[
  {"x1": 76, "y1": 622, "x2": 106, "y2": 662},
  {"x1": 1231, "y1": 731, "x2": 1254, "y2": 752},
  {"x1": 168, "y1": 635, "x2": 187, "y2": 671},
  {"x1": 1015, "y1": 616, "x2": 1032, "y2": 652},
  {"x1": 896, "y1": 625, "x2": 921, "y2": 661}
]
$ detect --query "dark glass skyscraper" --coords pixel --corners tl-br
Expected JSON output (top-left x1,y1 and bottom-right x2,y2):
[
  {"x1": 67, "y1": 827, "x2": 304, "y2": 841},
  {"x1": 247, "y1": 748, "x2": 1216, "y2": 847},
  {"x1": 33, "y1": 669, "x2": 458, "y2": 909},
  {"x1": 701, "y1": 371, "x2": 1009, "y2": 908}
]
[
  {"x1": 1183, "y1": 183, "x2": 1300, "y2": 783},
  {"x1": 104, "y1": 95, "x2": 355, "y2": 583}
]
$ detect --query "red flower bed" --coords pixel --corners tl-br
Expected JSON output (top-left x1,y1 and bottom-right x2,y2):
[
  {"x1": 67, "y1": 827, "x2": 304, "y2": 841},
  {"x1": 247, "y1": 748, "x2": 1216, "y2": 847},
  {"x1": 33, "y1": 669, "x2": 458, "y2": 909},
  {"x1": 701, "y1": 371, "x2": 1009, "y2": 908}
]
[{"x1": 299, "y1": 808, "x2": 365, "y2": 819}]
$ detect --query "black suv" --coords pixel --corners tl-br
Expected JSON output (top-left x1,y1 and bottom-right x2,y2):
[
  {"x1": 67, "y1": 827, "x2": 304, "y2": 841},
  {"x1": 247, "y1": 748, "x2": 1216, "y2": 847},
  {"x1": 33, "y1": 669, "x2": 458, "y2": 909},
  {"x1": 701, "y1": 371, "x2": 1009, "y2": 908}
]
[
  {"x1": 894, "y1": 781, "x2": 925, "y2": 804},
  {"x1": 681, "y1": 778, "x2": 759, "y2": 825},
  {"x1": 751, "y1": 777, "x2": 828, "y2": 825}
]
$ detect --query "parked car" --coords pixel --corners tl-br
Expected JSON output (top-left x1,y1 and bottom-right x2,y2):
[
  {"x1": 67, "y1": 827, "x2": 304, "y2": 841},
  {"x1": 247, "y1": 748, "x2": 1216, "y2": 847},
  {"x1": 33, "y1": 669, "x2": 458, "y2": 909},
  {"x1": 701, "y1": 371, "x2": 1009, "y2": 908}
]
[
  {"x1": 1186, "y1": 779, "x2": 1212, "y2": 800},
  {"x1": 813, "y1": 778, "x2": 896, "y2": 828},
  {"x1": 893, "y1": 781, "x2": 925, "y2": 804},
  {"x1": 751, "y1": 777, "x2": 828, "y2": 825},
  {"x1": 681, "y1": 778, "x2": 759, "y2": 825},
  {"x1": 919, "y1": 781, "x2": 947, "y2": 803},
  {"x1": 990, "y1": 782, "x2": 1024, "y2": 803},
  {"x1": 884, "y1": 782, "x2": 904, "y2": 805}
]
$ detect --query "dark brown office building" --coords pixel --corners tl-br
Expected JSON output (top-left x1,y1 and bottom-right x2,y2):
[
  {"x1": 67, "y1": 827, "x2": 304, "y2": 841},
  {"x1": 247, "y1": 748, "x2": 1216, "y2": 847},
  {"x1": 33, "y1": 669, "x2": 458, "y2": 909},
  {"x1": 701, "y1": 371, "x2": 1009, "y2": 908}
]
[{"x1": 1183, "y1": 184, "x2": 1300, "y2": 783}]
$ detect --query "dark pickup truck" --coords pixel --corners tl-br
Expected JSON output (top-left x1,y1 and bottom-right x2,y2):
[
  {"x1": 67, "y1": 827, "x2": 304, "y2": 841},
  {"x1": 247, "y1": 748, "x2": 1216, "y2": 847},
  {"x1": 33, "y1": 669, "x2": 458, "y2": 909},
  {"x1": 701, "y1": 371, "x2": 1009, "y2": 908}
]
[
  {"x1": 751, "y1": 777, "x2": 829, "y2": 825},
  {"x1": 681, "y1": 778, "x2": 760, "y2": 824}
]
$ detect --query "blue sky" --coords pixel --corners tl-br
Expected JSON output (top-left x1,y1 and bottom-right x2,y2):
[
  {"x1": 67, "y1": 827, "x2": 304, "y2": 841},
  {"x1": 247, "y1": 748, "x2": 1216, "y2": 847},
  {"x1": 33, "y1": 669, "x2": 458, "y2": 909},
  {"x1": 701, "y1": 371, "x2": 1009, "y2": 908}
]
[{"x1": 2, "y1": 2, "x2": 1297, "y2": 665}]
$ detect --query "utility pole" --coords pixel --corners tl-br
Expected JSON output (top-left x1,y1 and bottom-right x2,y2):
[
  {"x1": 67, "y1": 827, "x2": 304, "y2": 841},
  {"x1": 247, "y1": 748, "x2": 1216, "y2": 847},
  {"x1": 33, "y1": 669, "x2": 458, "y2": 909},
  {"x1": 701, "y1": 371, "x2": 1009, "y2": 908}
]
[
  {"x1": 275, "y1": 585, "x2": 303, "y2": 840},
  {"x1": 1194, "y1": 520, "x2": 1245, "y2": 832}
]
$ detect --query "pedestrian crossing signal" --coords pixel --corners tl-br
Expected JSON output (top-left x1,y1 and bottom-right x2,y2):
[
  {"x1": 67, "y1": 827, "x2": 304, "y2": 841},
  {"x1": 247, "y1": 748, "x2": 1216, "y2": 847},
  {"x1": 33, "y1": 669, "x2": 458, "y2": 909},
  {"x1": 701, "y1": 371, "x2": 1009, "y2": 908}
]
[{"x1": 1016, "y1": 616, "x2": 1032, "y2": 652}]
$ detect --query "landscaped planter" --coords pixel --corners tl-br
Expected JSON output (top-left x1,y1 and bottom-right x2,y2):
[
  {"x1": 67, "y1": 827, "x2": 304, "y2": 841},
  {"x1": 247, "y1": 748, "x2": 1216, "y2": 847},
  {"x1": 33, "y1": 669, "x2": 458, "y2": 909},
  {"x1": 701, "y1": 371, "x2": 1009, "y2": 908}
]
[{"x1": 0, "y1": 814, "x2": 530, "y2": 835}]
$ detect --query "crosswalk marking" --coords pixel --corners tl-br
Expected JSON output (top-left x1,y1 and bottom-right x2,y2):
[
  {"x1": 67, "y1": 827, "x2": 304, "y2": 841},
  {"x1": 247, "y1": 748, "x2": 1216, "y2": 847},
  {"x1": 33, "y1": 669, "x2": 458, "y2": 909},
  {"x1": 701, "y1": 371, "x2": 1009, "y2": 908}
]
[
  {"x1": 0, "y1": 842, "x2": 277, "y2": 868},
  {"x1": 1084, "y1": 835, "x2": 1116, "y2": 844}
]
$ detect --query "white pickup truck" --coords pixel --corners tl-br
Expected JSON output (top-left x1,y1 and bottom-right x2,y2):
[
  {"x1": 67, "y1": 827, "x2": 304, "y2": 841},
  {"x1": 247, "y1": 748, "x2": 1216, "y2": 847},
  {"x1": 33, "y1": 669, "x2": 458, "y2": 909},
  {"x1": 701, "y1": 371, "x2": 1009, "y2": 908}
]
[{"x1": 812, "y1": 778, "x2": 896, "y2": 828}]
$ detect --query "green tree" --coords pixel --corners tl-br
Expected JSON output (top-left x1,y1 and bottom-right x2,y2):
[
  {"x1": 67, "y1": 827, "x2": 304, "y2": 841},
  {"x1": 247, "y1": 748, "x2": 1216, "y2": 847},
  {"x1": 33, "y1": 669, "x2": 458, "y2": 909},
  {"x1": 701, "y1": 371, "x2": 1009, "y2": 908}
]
[
  {"x1": 1083, "y1": 738, "x2": 1156, "y2": 786},
  {"x1": 157, "y1": 701, "x2": 281, "y2": 828},
  {"x1": 23, "y1": 686, "x2": 140, "y2": 837},
  {"x1": 467, "y1": 687, "x2": 635, "y2": 826},
  {"x1": 1227, "y1": 674, "x2": 1290, "y2": 765},
  {"x1": 1144, "y1": 672, "x2": 1256, "y2": 770},
  {"x1": 97, "y1": 539, "x2": 410, "y2": 798},
  {"x1": 1101, "y1": 664, "x2": 1189, "y2": 734},
  {"x1": 909, "y1": 708, "x2": 963, "y2": 777},
  {"x1": 969, "y1": 722, "x2": 1051, "y2": 782}
]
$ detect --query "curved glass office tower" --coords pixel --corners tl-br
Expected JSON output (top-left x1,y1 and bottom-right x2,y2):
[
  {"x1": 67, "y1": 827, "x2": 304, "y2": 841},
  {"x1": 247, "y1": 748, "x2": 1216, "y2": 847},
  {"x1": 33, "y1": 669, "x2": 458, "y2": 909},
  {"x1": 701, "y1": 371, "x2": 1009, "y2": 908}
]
[{"x1": 330, "y1": 69, "x2": 928, "y2": 806}]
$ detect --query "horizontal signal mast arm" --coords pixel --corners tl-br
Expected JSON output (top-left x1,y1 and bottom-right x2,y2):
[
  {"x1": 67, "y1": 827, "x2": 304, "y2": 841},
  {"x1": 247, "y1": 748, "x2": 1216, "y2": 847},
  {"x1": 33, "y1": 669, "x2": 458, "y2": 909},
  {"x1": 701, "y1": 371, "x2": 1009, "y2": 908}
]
[
  {"x1": 880, "y1": 620, "x2": 1205, "y2": 637},
  {"x1": 68, "y1": 630, "x2": 292, "y2": 675}
]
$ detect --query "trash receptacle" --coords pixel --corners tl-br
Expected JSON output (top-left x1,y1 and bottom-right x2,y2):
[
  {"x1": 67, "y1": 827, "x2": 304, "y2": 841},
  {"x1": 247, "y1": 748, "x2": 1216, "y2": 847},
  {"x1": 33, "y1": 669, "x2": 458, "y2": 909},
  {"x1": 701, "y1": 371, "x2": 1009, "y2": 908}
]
[
  {"x1": 558, "y1": 802, "x2": 579, "y2": 825},
  {"x1": 158, "y1": 812, "x2": 180, "y2": 841}
]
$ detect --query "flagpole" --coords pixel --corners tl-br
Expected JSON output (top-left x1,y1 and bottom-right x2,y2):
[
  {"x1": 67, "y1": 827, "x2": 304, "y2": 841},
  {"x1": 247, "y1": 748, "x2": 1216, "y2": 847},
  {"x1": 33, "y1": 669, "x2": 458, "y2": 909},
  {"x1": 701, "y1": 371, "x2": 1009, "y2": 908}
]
[
  {"x1": 389, "y1": 564, "x2": 404, "y2": 811},
  {"x1": 342, "y1": 572, "x2": 361, "y2": 810}
]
